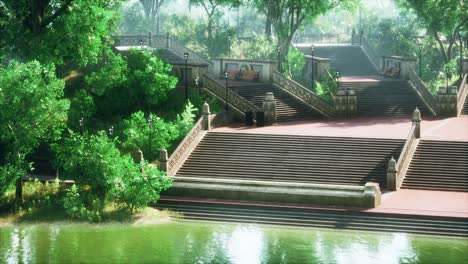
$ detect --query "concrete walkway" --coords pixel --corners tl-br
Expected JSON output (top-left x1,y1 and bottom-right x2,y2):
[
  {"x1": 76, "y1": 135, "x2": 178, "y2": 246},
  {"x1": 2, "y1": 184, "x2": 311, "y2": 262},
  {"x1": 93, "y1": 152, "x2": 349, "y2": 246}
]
[{"x1": 213, "y1": 116, "x2": 468, "y2": 142}]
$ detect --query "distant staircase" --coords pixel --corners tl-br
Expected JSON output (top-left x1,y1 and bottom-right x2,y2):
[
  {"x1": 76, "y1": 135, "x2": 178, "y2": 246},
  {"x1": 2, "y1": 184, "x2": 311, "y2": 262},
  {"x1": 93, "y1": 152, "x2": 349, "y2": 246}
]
[
  {"x1": 175, "y1": 132, "x2": 404, "y2": 189},
  {"x1": 230, "y1": 84, "x2": 324, "y2": 122},
  {"x1": 338, "y1": 81, "x2": 433, "y2": 116},
  {"x1": 402, "y1": 140, "x2": 468, "y2": 192}
]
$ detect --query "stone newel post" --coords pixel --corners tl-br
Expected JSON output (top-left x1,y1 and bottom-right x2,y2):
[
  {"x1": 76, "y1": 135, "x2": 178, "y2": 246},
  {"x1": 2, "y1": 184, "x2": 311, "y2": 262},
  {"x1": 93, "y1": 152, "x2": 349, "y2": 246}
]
[
  {"x1": 202, "y1": 101, "x2": 211, "y2": 130},
  {"x1": 437, "y1": 86, "x2": 458, "y2": 116},
  {"x1": 387, "y1": 156, "x2": 397, "y2": 191},
  {"x1": 412, "y1": 107, "x2": 421, "y2": 138},
  {"x1": 158, "y1": 149, "x2": 168, "y2": 172},
  {"x1": 263, "y1": 92, "x2": 276, "y2": 125}
]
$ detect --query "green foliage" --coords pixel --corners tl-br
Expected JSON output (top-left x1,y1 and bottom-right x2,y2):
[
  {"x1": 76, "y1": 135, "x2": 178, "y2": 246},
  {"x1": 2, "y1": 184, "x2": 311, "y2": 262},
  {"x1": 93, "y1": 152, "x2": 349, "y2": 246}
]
[
  {"x1": 175, "y1": 101, "x2": 198, "y2": 135},
  {"x1": 68, "y1": 90, "x2": 97, "y2": 130},
  {"x1": 0, "y1": 60, "x2": 69, "y2": 197},
  {"x1": 0, "y1": 0, "x2": 124, "y2": 66},
  {"x1": 231, "y1": 35, "x2": 277, "y2": 60},
  {"x1": 85, "y1": 50, "x2": 177, "y2": 119},
  {"x1": 118, "y1": 2, "x2": 148, "y2": 35},
  {"x1": 282, "y1": 48, "x2": 306, "y2": 78},
  {"x1": 315, "y1": 70, "x2": 338, "y2": 103},
  {"x1": 63, "y1": 184, "x2": 85, "y2": 218},
  {"x1": 119, "y1": 112, "x2": 179, "y2": 162}
]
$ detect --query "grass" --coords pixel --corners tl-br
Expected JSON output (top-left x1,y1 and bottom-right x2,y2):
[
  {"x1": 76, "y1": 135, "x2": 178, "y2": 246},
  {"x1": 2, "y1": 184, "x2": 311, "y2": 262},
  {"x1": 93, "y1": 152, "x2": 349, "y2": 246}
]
[{"x1": 0, "y1": 181, "x2": 180, "y2": 226}]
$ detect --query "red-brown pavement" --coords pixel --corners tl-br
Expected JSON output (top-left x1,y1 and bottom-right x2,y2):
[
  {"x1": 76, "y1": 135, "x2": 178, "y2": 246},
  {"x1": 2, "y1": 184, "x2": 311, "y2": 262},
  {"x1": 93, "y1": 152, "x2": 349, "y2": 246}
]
[{"x1": 209, "y1": 115, "x2": 468, "y2": 218}]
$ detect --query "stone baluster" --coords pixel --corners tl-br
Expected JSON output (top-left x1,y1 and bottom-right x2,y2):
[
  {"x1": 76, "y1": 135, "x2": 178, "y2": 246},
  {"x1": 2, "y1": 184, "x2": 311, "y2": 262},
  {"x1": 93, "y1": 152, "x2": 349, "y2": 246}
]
[
  {"x1": 263, "y1": 92, "x2": 276, "y2": 125},
  {"x1": 412, "y1": 108, "x2": 422, "y2": 138},
  {"x1": 158, "y1": 149, "x2": 168, "y2": 172},
  {"x1": 387, "y1": 156, "x2": 397, "y2": 191},
  {"x1": 202, "y1": 101, "x2": 211, "y2": 130}
]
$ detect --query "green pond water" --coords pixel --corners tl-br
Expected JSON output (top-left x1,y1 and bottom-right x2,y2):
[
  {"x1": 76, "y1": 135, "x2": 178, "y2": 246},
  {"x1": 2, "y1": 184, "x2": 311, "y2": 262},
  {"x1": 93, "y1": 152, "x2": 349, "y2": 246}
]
[{"x1": 1, "y1": 221, "x2": 467, "y2": 264}]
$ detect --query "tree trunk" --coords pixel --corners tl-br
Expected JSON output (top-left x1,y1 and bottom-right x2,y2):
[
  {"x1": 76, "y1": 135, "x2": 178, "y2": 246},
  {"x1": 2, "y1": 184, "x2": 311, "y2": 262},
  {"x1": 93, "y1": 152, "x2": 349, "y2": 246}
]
[{"x1": 265, "y1": 18, "x2": 272, "y2": 38}]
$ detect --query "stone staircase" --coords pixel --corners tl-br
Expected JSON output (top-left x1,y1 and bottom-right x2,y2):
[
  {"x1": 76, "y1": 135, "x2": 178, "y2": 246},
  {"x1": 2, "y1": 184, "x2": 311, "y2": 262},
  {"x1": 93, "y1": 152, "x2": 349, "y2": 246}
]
[
  {"x1": 175, "y1": 132, "x2": 404, "y2": 189},
  {"x1": 156, "y1": 199, "x2": 468, "y2": 237},
  {"x1": 299, "y1": 45, "x2": 378, "y2": 76},
  {"x1": 338, "y1": 81, "x2": 432, "y2": 116},
  {"x1": 402, "y1": 140, "x2": 468, "y2": 192},
  {"x1": 229, "y1": 84, "x2": 324, "y2": 122}
]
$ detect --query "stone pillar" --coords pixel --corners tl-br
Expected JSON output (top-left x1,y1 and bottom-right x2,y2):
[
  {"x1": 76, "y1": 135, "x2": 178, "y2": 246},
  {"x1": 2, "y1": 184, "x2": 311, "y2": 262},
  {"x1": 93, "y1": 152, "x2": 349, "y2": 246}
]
[
  {"x1": 334, "y1": 90, "x2": 356, "y2": 118},
  {"x1": 133, "y1": 149, "x2": 144, "y2": 163},
  {"x1": 158, "y1": 149, "x2": 168, "y2": 172},
  {"x1": 412, "y1": 108, "x2": 421, "y2": 138},
  {"x1": 347, "y1": 90, "x2": 357, "y2": 117},
  {"x1": 437, "y1": 86, "x2": 458, "y2": 116},
  {"x1": 202, "y1": 101, "x2": 211, "y2": 130},
  {"x1": 387, "y1": 157, "x2": 397, "y2": 191},
  {"x1": 263, "y1": 92, "x2": 276, "y2": 125},
  {"x1": 363, "y1": 182, "x2": 381, "y2": 207}
]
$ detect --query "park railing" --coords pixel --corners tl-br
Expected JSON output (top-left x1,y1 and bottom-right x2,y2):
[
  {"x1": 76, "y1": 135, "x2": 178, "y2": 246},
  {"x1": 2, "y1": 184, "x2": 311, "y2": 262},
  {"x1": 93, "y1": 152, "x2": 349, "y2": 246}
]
[
  {"x1": 202, "y1": 74, "x2": 261, "y2": 114},
  {"x1": 273, "y1": 72, "x2": 335, "y2": 117},
  {"x1": 457, "y1": 73, "x2": 468, "y2": 116},
  {"x1": 409, "y1": 70, "x2": 437, "y2": 115},
  {"x1": 166, "y1": 117, "x2": 205, "y2": 176}
]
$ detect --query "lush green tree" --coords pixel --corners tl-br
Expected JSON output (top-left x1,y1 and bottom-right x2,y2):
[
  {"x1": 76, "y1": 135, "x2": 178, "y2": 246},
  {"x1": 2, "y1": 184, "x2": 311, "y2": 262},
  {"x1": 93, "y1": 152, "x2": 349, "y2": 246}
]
[
  {"x1": 0, "y1": 60, "x2": 70, "y2": 196},
  {"x1": 231, "y1": 35, "x2": 276, "y2": 60},
  {"x1": 0, "y1": 0, "x2": 124, "y2": 66},
  {"x1": 252, "y1": 0, "x2": 358, "y2": 57},
  {"x1": 119, "y1": 1, "x2": 148, "y2": 35},
  {"x1": 139, "y1": 0, "x2": 165, "y2": 35},
  {"x1": 282, "y1": 47, "x2": 305, "y2": 78},
  {"x1": 85, "y1": 49, "x2": 178, "y2": 119},
  {"x1": 397, "y1": 0, "x2": 467, "y2": 63}
]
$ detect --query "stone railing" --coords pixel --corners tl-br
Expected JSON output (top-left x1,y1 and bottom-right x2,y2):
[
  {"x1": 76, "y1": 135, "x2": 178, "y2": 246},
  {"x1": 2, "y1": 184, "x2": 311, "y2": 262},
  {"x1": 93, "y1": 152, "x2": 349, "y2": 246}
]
[
  {"x1": 166, "y1": 177, "x2": 381, "y2": 208},
  {"x1": 203, "y1": 74, "x2": 261, "y2": 113},
  {"x1": 361, "y1": 36, "x2": 381, "y2": 72},
  {"x1": 409, "y1": 70, "x2": 437, "y2": 114},
  {"x1": 213, "y1": 58, "x2": 277, "y2": 82},
  {"x1": 113, "y1": 34, "x2": 211, "y2": 66},
  {"x1": 166, "y1": 117, "x2": 205, "y2": 176},
  {"x1": 457, "y1": 73, "x2": 468, "y2": 115},
  {"x1": 387, "y1": 109, "x2": 421, "y2": 191},
  {"x1": 273, "y1": 72, "x2": 335, "y2": 117}
]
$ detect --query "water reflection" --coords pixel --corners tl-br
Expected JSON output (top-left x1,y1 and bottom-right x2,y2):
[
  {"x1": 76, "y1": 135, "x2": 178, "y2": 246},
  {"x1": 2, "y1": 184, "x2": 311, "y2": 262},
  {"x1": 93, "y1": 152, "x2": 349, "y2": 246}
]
[{"x1": 0, "y1": 222, "x2": 467, "y2": 263}]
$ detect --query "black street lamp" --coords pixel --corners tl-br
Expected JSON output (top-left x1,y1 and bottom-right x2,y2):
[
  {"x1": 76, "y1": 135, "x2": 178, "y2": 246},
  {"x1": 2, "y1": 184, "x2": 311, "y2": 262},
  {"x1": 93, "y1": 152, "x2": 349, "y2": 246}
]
[
  {"x1": 108, "y1": 126, "x2": 114, "y2": 137},
  {"x1": 459, "y1": 34, "x2": 464, "y2": 79},
  {"x1": 277, "y1": 46, "x2": 281, "y2": 72},
  {"x1": 311, "y1": 45, "x2": 315, "y2": 89},
  {"x1": 225, "y1": 71, "x2": 229, "y2": 111},
  {"x1": 139, "y1": 39, "x2": 144, "y2": 49},
  {"x1": 79, "y1": 117, "x2": 84, "y2": 135},
  {"x1": 418, "y1": 42, "x2": 423, "y2": 77},
  {"x1": 228, "y1": 35, "x2": 231, "y2": 57},
  {"x1": 445, "y1": 66, "x2": 449, "y2": 89},
  {"x1": 195, "y1": 76, "x2": 200, "y2": 96},
  {"x1": 147, "y1": 116, "x2": 153, "y2": 161},
  {"x1": 184, "y1": 52, "x2": 188, "y2": 99}
]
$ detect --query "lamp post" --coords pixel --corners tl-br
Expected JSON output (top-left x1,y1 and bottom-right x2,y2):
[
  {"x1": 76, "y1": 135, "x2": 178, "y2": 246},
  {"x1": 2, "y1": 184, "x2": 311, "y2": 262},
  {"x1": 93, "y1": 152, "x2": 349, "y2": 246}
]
[
  {"x1": 225, "y1": 71, "x2": 229, "y2": 111},
  {"x1": 277, "y1": 46, "x2": 281, "y2": 72},
  {"x1": 108, "y1": 126, "x2": 114, "y2": 137},
  {"x1": 195, "y1": 76, "x2": 200, "y2": 96},
  {"x1": 459, "y1": 34, "x2": 464, "y2": 79},
  {"x1": 139, "y1": 39, "x2": 144, "y2": 49},
  {"x1": 445, "y1": 66, "x2": 449, "y2": 89},
  {"x1": 295, "y1": 33, "x2": 298, "y2": 46},
  {"x1": 184, "y1": 52, "x2": 188, "y2": 99},
  {"x1": 418, "y1": 42, "x2": 423, "y2": 77},
  {"x1": 79, "y1": 117, "x2": 84, "y2": 135},
  {"x1": 228, "y1": 35, "x2": 231, "y2": 57},
  {"x1": 311, "y1": 45, "x2": 315, "y2": 89},
  {"x1": 147, "y1": 116, "x2": 153, "y2": 161}
]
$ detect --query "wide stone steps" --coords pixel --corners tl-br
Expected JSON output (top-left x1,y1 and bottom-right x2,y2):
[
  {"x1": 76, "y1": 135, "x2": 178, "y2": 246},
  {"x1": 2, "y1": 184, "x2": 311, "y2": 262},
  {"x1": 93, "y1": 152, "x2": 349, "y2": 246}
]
[
  {"x1": 156, "y1": 200, "x2": 468, "y2": 237},
  {"x1": 338, "y1": 82, "x2": 431, "y2": 116},
  {"x1": 175, "y1": 132, "x2": 404, "y2": 188},
  {"x1": 229, "y1": 84, "x2": 324, "y2": 122},
  {"x1": 402, "y1": 140, "x2": 468, "y2": 192}
]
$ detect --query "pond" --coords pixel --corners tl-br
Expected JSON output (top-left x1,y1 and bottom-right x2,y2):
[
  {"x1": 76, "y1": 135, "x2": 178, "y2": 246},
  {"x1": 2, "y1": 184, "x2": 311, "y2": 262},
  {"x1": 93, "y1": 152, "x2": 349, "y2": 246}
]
[{"x1": 1, "y1": 221, "x2": 467, "y2": 264}]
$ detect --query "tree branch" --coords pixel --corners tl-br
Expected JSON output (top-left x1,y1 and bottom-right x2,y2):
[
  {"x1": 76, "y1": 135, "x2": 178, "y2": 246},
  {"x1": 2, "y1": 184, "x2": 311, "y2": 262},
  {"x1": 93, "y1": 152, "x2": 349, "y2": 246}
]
[{"x1": 41, "y1": 0, "x2": 74, "y2": 29}]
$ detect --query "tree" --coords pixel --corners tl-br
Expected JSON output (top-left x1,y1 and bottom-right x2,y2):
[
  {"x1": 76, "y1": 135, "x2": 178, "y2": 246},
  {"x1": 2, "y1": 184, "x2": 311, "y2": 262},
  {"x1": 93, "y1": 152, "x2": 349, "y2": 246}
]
[
  {"x1": 397, "y1": 0, "x2": 467, "y2": 63},
  {"x1": 0, "y1": 60, "x2": 70, "y2": 196},
  {"x1": 0, "y1": 0, "x2": 124, "y2": 66},
  {"x1": 252, "y1": 0, "x2": 358, "y2": 58},
  {"x1": 139, "y1": 0, "x2": 165, "y2": 35},
  {"x1": 190, "y1": 0, "x2": 242, "y2": 40}
]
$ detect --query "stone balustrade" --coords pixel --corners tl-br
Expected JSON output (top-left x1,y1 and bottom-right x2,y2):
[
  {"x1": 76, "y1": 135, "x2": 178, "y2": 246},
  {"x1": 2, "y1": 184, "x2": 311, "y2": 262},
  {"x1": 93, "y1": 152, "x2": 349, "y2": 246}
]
[
  {"x1": 213, "y1": 58, "x2": 278, "y2": 82},
  {"x1": 303, "y1": 55, "x2": 331, "y2": 82},
  {"x1": 383, "y1": 56, "x2": 416, "y2": 80},
  {"x1": 334, "y1": 89, "x2": 357, "y2": 118}
]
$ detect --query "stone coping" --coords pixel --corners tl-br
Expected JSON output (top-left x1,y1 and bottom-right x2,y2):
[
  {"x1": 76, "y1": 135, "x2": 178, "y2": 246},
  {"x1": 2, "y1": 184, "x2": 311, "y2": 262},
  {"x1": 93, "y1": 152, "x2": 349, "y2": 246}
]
[
  {"x1": 214, "y1": 57, "x2": 276, "y2": 64},
  {"x1": 384, "y1": 55, "x2": 416, "y2": 61},
  {"x1": 304, "y1": 55, "x2": 331, "y2": 62}
]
